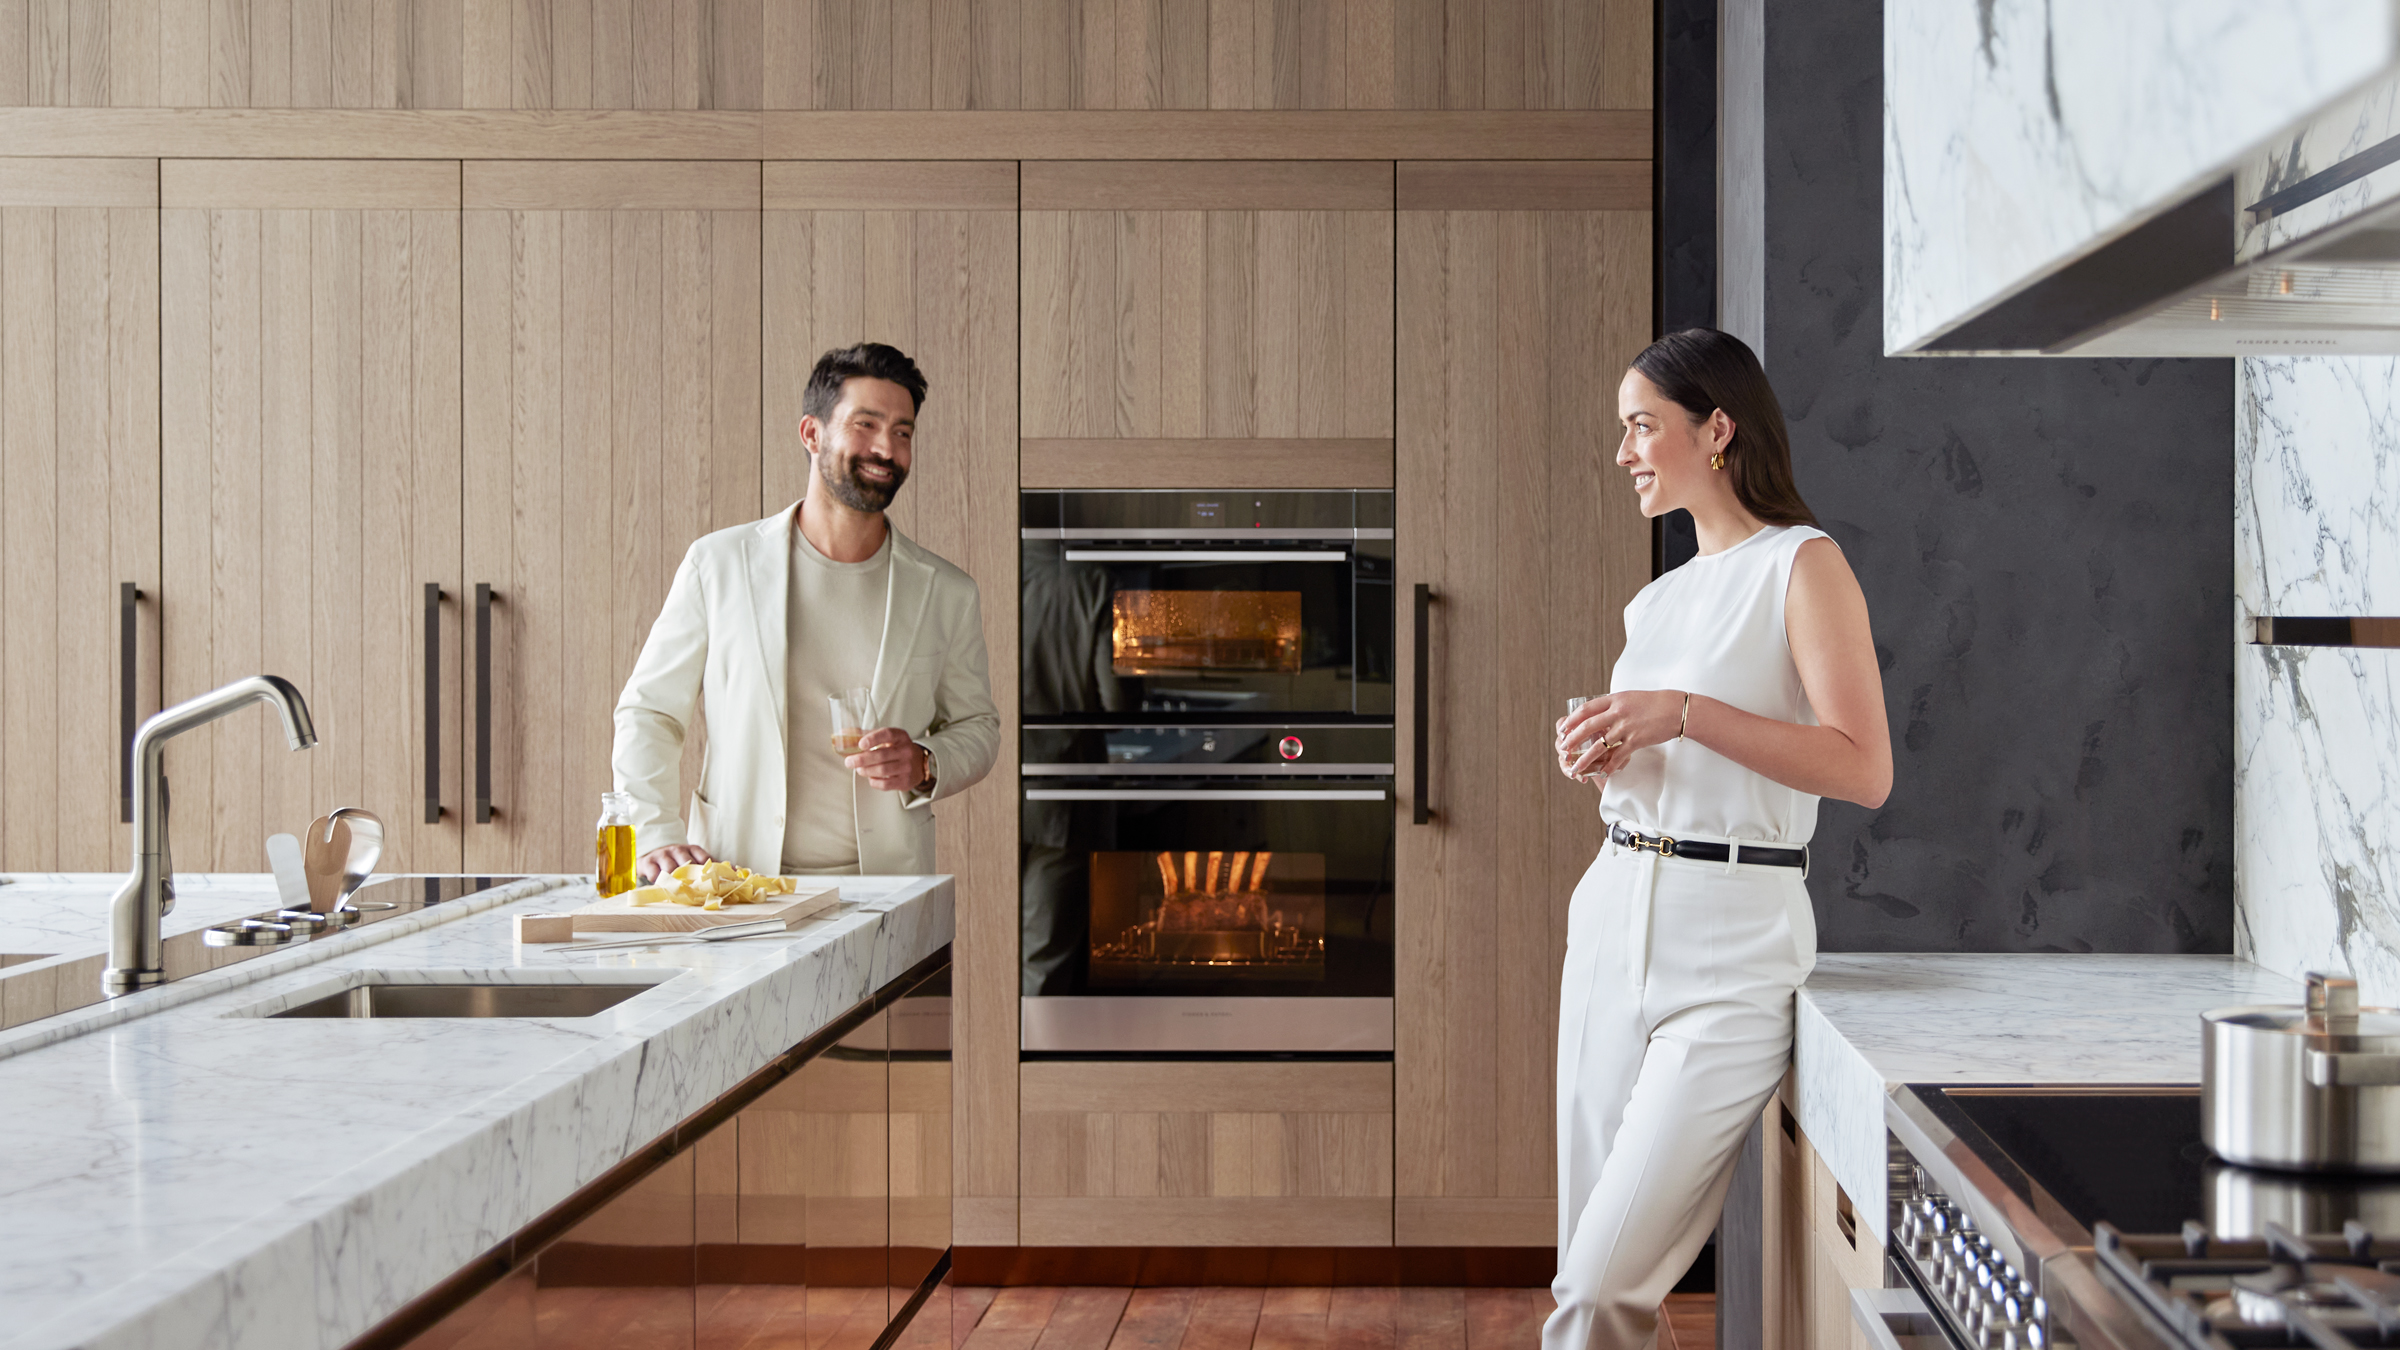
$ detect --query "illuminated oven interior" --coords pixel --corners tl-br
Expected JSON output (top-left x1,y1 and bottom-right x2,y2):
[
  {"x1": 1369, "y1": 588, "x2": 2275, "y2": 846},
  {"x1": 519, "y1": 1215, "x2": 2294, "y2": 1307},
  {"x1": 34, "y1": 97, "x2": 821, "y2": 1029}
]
[
  {"x1": 1088, "y1": 850, "x2": 1326, "y2": 981},
  {"x1": 1110, "y1": 591, "x2": 1303, "y2": 675}
]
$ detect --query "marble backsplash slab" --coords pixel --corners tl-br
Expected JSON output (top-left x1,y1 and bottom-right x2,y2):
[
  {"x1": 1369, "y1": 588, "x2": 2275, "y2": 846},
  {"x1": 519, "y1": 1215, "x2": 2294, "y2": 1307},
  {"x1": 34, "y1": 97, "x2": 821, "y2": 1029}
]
[
  {"x1": 1883, "y1": 1, "x2": 2393, "y2": 353},
  {"x1": 2236, "y1": 355, "x2": 2400, "y2": 1000}
]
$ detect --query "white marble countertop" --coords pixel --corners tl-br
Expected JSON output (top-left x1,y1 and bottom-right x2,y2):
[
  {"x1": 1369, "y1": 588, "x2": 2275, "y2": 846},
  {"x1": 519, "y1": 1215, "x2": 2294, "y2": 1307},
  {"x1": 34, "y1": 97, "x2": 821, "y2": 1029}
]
[
  {"x1": 0, "y1": 873, "x2": 291, "y2": 953},
  {"x1": 1793, "y1": 954, "x2": 2299, "y2": 1244},
  {"x1": 0, "y1": 871, "x2": 954, "y2": 1350}
]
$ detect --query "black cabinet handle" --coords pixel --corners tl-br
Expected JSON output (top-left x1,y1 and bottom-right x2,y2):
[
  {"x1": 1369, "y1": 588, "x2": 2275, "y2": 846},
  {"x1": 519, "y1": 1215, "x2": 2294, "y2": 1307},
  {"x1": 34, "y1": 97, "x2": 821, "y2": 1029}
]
[
  {"x1": 1413, "y1": 583, "x2": 1434, "y2": 826},
  {"x1": 424, "y1": 584, "x2": 443, "y2": 824},
  {"x1": 120, "y1": 582, "x2": 141, "y2": 824},
  {"x1": 474, "y1": 583, "x2": 493, "y2": 824}
]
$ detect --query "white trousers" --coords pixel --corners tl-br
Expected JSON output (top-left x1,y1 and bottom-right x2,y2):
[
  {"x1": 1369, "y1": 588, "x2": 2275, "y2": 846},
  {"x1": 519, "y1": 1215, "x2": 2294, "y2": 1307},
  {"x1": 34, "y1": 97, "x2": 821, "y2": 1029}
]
[{"x1": 1542, "y1": 839, "x2": 1817, "y2": 1350}]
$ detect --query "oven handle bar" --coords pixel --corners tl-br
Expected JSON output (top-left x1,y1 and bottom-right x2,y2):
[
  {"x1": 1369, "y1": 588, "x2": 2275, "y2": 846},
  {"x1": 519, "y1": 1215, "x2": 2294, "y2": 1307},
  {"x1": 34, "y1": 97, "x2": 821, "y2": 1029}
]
[
  {"x1": 1025, "y1": 527, "x2": 1392, "y2": 541},
  {"x1": 1062, "y1": 549, "x2": 1348, "y2": 563},
  {"x1": 1023, "y1": 763, "x2": 1396, "y2": 776},
  {"x1": 1024, "y1": 788, "x2": 1388, "y2": 801}
]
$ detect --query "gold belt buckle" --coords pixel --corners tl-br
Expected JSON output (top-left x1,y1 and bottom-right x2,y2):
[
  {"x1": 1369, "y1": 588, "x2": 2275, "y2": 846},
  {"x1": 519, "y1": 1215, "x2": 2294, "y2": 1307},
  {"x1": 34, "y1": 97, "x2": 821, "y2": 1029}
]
[{"x1": 1628, "y1": 830, "x2": 1675, "y2": 856}]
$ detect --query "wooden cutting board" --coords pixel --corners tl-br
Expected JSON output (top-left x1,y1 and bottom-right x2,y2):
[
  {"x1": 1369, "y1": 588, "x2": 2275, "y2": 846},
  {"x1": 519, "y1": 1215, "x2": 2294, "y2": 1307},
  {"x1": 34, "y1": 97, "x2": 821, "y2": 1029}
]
[{"x1": 567, "y1": 883, "x2": 842, "y2": 933}]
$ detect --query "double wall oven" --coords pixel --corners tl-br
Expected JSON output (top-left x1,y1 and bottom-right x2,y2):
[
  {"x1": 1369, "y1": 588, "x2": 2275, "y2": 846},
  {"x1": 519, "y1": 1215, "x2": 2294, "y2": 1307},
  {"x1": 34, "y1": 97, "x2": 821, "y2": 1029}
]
[{"x1": 1019, "y1": 490, "x2": 1395, "y2": 1053}]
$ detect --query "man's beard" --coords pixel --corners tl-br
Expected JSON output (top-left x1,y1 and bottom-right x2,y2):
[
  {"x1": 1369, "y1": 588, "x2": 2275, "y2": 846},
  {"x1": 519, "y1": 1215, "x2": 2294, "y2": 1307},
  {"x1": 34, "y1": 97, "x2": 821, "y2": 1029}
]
[{"x1": 820, "y1": 449, "x2": 907, "y2": 512}]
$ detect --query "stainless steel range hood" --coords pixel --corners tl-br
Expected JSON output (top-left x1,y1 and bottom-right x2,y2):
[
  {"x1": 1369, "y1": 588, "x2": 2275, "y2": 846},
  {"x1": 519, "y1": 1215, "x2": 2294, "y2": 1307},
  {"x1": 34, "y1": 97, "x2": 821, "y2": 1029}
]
[{"x1": 1905, "y1": 67, "x2": 2400, "y2": 357}]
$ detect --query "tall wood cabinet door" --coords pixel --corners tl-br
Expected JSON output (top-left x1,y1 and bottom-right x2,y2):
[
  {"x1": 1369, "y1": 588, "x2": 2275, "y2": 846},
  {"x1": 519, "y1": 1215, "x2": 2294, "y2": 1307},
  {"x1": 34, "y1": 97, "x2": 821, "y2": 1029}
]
[
  {"x1": 160, "y1": 160, "x2": 463, "y2": 872},
  {"x1": 461, "y1": 161, "x2": 760, "y2": 873},
  {"x1": 0, "y1": 160, "x2": 159, "y2": 872},
  {"x1": 1018, "y1": 160, "x2": 1393, "y2": 490},
  {"x1": 761, "y1": 160, "x2": 1018, "y2": 1244},
  {"x1": 1391, "y1": 164, "x2": 1651, "y2": 1245}
]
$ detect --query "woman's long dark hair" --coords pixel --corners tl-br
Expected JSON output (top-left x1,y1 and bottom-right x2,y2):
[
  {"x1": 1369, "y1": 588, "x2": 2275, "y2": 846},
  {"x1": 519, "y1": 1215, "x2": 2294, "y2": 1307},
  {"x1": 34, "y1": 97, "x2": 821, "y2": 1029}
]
[{"x1": 1629, "y1": 328, "x2": 1816, "y2": 527}]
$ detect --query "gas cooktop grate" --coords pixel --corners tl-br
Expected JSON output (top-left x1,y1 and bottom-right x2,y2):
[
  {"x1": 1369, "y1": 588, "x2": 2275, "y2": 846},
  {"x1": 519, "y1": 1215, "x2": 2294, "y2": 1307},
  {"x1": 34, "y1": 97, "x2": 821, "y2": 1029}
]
[{"x1": 2098, "y1": 1221, "x2": 2400, "y2": 1348}]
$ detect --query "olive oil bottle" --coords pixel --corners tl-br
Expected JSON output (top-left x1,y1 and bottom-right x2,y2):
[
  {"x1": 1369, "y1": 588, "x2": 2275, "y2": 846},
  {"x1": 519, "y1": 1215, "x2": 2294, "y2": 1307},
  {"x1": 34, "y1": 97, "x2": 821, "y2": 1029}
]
[{"x1": 596, "y1": 791, "x2": 637, "y2": 897}]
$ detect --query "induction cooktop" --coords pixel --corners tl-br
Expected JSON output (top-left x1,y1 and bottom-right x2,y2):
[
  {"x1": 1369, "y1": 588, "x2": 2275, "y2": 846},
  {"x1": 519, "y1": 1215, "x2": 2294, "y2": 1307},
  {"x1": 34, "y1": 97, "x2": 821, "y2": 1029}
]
[{"x1": 1916, "y1": 1086, "x2": 2400, "y2": 1242}]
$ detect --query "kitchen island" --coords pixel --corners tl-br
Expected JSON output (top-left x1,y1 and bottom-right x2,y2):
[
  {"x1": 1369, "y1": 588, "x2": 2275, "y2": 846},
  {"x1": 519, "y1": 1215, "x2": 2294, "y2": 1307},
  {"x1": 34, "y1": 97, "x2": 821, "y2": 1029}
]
[
  {"x1": 1794, "y1": 953, "x2": 2294, "y2": 1246},
  {"x1": 0, "y1": 872, "x2": 953, "y2": 1350}
]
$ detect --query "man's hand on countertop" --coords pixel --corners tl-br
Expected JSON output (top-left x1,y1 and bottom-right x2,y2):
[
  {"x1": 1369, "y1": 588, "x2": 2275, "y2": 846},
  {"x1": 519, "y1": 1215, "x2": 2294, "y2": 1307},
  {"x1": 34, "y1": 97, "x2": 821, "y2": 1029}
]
[{"x1": 639, "y1": 843, "x2": 715, "y2": 882}]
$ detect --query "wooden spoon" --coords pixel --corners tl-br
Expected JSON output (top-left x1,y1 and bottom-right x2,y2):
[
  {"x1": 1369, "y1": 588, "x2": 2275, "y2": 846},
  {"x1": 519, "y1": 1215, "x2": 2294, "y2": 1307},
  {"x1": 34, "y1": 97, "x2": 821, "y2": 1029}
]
[{"x1": 303, "y1": 815, "x2": 350, "y2": 914}]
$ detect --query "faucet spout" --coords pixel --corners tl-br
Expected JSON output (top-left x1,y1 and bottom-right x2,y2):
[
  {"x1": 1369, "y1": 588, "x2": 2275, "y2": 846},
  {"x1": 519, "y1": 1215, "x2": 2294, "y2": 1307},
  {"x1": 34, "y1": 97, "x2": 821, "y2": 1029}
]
[{"x1": 105, "y1": 675, "x2": 317, "y2": 996}]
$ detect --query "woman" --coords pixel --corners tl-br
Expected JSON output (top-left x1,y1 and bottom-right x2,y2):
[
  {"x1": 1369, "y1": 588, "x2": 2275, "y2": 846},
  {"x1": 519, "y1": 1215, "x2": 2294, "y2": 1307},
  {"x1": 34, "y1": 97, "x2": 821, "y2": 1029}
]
[{"x1": 1547, "y1": 329, "x2": 1890, "y2": 1349}]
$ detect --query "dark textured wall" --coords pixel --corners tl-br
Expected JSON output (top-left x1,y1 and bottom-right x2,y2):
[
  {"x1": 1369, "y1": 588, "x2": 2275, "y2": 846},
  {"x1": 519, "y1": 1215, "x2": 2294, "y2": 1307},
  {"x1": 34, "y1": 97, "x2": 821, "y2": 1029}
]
[{"x1": 1763, "y1": 0, "x2": 2235, "y2": 952}]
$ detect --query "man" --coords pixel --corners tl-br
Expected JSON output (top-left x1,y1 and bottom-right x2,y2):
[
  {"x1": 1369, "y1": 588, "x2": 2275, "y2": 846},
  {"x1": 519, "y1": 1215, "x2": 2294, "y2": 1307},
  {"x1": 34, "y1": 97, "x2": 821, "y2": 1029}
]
[{"x1": 614, "y1": 342, "x2": 1000, "y2": 880}]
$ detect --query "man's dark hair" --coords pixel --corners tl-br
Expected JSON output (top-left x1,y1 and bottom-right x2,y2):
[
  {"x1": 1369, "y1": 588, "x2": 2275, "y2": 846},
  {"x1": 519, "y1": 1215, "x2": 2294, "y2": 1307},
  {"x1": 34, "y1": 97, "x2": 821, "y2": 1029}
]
[{"x1": 803, "y1": 342, "x2": 928, "y2": 422}]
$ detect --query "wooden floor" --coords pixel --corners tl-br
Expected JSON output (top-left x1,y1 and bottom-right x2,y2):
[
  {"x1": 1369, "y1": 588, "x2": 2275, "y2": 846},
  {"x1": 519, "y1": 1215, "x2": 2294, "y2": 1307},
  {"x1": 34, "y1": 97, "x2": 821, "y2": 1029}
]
[
  {"x1": 890, "y1": 1287, "x2": 1717, "y2": 1350},
  {"x1": 478, "y1": 1284, "x2": 1715, "y2": 1350}
]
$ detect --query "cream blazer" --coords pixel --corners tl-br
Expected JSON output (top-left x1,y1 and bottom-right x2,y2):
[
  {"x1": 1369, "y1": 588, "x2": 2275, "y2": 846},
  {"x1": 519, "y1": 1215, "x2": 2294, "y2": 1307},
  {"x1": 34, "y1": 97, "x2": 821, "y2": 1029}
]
[{"x1": 612, "y1": 505, "x2": 1002, "y2": 876}]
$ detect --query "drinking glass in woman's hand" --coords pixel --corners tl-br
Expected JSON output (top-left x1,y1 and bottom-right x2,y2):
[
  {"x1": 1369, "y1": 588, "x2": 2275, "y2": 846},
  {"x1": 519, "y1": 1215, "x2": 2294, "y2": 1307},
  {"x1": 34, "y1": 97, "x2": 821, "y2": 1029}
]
[{"x1": 1560, "y1": 696, "x2": 1601, "y2": 782}]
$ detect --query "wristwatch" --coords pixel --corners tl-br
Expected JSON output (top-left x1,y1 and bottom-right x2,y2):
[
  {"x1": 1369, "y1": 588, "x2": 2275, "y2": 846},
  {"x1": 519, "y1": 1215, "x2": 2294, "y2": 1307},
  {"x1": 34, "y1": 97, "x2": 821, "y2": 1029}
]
[{"x1": 914, "y1": 743, "x2": 938, "y2": 794}]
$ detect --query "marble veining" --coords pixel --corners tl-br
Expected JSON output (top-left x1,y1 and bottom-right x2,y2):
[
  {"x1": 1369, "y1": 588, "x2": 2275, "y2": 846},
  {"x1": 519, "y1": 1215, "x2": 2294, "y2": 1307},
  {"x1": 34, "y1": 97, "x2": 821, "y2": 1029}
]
[
  {"x1": 1884, "y1": 1, "x2": 2395, "y2": 352},
  {"x1": 0, "y1": 874, "x2": 289, "y2": 974},
  {"x1": 2238, "y1": 67, "x2": 2400, "y2": 261},
  {"x1": 0, "y1": 877, "x2": 576, "y2": 1062},
  {"x1": 2234, "y1": 356, "x2": 2400, "y2": 1001},
  {"x1": 1796, "y1": 954, "x2": 2295, "y2": 1243},
  {"x1": 0, "y1": 874, "x2": 952, "y2": 1350}
]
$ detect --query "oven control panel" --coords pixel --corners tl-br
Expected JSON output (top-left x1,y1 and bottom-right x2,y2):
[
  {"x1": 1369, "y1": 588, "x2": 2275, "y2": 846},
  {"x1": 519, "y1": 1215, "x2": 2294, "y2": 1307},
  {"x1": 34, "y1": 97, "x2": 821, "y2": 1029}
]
[{"x1": 1893, "y1": 1164, "x2": 2052, "y2": 1350}]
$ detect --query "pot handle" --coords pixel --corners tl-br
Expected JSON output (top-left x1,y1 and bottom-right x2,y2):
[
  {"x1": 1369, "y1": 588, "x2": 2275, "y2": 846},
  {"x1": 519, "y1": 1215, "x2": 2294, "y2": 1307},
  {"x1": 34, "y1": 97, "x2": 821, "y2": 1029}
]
[
  {"x1": 2309, "y1": 970, "x2": 2361, "y2": 1020},
  {"x1": 2307, "y1": 1047, "x2": 2400, "y2": 1087}
]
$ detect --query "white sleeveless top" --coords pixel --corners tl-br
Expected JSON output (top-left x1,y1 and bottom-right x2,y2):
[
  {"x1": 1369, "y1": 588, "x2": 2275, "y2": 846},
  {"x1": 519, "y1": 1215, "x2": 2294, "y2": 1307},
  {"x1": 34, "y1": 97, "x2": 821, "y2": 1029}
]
[{"x1": 1598, "y1": 524, "x2": 1828, "y2": 844}]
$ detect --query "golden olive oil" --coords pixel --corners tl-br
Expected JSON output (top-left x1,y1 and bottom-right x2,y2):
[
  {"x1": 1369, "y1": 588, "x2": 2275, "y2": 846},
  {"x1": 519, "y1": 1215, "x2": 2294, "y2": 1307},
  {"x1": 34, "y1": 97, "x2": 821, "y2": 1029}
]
[
  {"x1": 596, "y1": 790, "x2": 638, "y2": 897},
  {"x1": 597, "y1": 824, "x2": 636, "y2": 897}
]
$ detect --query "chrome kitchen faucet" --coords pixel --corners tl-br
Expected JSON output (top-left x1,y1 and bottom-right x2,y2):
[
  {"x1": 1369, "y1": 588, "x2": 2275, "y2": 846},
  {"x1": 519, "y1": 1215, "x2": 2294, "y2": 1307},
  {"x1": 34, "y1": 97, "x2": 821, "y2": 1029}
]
[{"x1": 105, "y1": 675, "x2": 317, "y2": 996}]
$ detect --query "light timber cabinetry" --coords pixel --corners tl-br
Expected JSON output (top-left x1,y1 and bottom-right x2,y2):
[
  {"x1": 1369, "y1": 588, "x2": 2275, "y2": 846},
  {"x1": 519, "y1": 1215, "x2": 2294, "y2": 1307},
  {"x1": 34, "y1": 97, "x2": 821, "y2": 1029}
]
[
  {"x1": 1393, "y1": 164, "x2": 1652, "y2": 1246},
  {"x1": 759, "y1": 159, "x2": 1020, "y2": 1243},
  {"x1": 160, "y1": 159, "x2": 463, "y2": 872},
  {"x1": 1019, "y1": 1061, "x2": 1395, "y2": 1245},
  {"x1": 0, "y1": 159, "x2": 157, "y2": 873},
  {"x1": 460, "y1": 160, "x2": 761, "y2": 875},
  {"x1": 1760, "y1": 1086, "x2": 1885, "y2": 1350}
]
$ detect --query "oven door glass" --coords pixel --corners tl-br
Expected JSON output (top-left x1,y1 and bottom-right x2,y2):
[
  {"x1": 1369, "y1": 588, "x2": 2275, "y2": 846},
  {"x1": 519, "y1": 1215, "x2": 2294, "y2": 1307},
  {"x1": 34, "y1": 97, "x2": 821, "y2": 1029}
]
[
  {"x1": 1022, "y1": 540, "x2": 1379, "y2": 717},
  {"x1": 1020, "y1": 779, "x2": 1394, "y2": 999}
]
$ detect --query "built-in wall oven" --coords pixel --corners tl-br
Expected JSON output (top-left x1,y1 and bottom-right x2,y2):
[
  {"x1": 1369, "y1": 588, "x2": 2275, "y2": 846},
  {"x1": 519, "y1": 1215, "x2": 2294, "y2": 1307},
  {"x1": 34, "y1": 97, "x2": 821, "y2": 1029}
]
[{"x1": 1019, "y1": 490, "x2": 1394, "y2": 1053}]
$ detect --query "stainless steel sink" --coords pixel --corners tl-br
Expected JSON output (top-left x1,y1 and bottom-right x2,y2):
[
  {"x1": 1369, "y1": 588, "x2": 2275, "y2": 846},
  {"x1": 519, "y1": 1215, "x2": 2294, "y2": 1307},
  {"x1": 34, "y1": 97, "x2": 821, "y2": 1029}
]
[{"x1": 268, "y1": 982, "x2": 655, "y2": 1019}]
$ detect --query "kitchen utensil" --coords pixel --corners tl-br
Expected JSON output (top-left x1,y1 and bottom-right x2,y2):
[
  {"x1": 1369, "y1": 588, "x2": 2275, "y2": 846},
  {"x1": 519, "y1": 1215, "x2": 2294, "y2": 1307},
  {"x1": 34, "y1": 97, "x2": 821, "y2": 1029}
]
[
  {"x1": 555, "y1": 916, "x2": 797, "y2": 954},
  {"x1": 265, "y1": 833, "x2": 308, "y2": 911},
  {"x1": 2203, "y1": 971, "x2": 2400, "y2": 1172},
  {"x1": 327, "y1": 807, "x2": 383, "y2": 911},
  {"x1": 565, "y1": 882, "x2": 840, "y2": 934},
  {"x1": 302, "y1": 816, "x2": 350, "y2": 913}
]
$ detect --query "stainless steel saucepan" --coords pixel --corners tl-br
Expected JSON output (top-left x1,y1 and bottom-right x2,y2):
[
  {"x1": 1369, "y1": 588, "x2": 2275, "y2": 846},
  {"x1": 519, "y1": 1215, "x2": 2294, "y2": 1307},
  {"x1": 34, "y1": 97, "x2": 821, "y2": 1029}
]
[{"x1": 2204, "y1": 971, "x2": 2400, "y2": 1172}]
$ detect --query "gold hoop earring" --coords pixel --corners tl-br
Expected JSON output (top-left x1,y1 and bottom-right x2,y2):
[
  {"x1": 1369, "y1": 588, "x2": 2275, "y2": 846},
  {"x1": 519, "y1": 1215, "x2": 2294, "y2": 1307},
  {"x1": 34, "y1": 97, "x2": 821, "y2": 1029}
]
[{"x1": 1710, "y1": 451, "x2": 1726, "y2": 471}]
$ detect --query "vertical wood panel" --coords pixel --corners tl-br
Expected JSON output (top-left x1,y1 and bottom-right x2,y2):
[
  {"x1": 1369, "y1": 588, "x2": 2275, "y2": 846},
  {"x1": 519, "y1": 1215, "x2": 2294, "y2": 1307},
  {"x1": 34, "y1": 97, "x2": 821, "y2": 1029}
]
[
  {"x1": 464, "y1": 164, "x2": 756, "y2": 873},
  {"x1": 1394, "y1": 198, "x2": 1649, "y2": 1227},
  {"x1": 762, "y1": 169, "x2": 1016, "y2": 1241},
  {"x1": 0, "y1": 0, "x2": 1644, "y2": 106},
  {"x1": 2, "y1": 207, "x2": 60, "y2": 867},
  {"x1": 160, "y1": 173, "x2": 462, "y2": 869}
]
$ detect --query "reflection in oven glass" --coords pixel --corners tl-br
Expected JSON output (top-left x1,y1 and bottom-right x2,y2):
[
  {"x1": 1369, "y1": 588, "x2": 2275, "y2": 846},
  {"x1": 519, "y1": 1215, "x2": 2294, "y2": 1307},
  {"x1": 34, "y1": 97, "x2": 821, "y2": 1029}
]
[
  {"x1": 1111, "y1": 591, "x2": 1303, "y2": 674},
  {"x1": 1089, "y1": 850, "x2": 1326, "y2": 983}
]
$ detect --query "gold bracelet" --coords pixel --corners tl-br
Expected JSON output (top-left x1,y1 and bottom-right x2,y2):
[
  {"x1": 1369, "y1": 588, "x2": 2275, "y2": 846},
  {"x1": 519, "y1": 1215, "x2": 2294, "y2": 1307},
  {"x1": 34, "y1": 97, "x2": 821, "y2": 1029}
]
[{"x1": 1677, "y1": 692, "x2": 1691, "y2": 741}]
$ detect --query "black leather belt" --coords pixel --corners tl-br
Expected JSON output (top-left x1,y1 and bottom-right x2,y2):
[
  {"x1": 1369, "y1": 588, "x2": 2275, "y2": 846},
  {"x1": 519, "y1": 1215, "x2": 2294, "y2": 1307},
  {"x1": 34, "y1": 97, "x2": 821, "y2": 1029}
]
[{"x1": 1610, "y1": 821, "x2": 1808, "y2": 871}]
